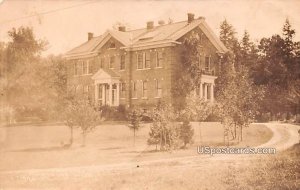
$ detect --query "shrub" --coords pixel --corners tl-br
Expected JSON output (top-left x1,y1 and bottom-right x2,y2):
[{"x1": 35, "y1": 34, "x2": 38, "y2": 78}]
[{"x1": 179, "y1": 120, "x2": 194, "y2": 148}]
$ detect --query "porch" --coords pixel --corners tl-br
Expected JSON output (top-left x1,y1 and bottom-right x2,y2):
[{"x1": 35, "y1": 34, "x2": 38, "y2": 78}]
[{"x1": 92, "y1": 69, "x2": 120, "y2": 107}]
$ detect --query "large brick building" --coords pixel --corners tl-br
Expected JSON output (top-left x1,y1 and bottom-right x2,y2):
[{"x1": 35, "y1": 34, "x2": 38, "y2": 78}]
[{"x1": 64, "y1": 13, "x2": 227, "y2": 108}]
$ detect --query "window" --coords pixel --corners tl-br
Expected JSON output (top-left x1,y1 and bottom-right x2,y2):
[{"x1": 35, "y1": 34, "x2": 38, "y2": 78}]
[
  {"x1": 88, "y1": 60, "x2": 93, "y2": 74},
  {"x1": 205, "y1": 56, "x2": 211, "y2": 71},
  {"x1": 100, "y1": 57, "x2": 105, "y2": 68},
  {"x1": 82, "y1": 61, "x2": 89, "y2": 75},
  {"x1": 197, "y1": 54, "x2": 202, "y2": 68},
  {"x1": 98, "y1": 84, "x2": 103, "y2": 100},
  {"x1": 109, "y1": 42, "x2": 116, "y2": 49},
  {"x1": 74, "y1": 62, "x2": 78, "y2": 75},
  {"x1": 200, "y1": 33, "x2": 204, "y2": 44},
  {"x1": 132, "y1": 81, "x2": 137, "y2": 98},
  {"x1": 156, "y1": 51, "x2": 164, "y2": 68},
  {"x1": 145, "y1": 52, "x2": 151, "y2": 68},
  {"x1": 78, "y1": 61, "x2": 83, "y2": 75},
  {"x1": 83, "y1": 85, "x2": 89, "y2": 94},
  {"x1": 137, "y1": 53, "x2": 143, "y2": 69},
  {"x1": 120, "y1": 55, "x2": 125, "y2": 70},
  {"x1": 155, "y1": 80, "x2": 162, "y2": 98},
  {"x1": 142, "y1": 81, "x2": 147, "y2": 98},
  {"x1": 121, "y1": 82, "x2": 126, "y2": 98},
  {"x1": 75, "y1": 85, "x2": 81, "y2": 94},
  {"x1": 109, "y1": 56, "x2": 115, "y2": 69}
]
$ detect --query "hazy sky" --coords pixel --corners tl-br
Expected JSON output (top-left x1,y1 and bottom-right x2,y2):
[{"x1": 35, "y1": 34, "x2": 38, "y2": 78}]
[{"x1": 0, "y1": 0, "x2": 299, "y2": 56}]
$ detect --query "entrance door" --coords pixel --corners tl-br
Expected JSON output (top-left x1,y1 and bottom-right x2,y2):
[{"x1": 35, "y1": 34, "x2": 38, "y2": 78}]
[
  {"x1": 98, "y1": 84, "x2": 103, "y2": 106},
  {"x1": 112, "y1": 84, "x2": 117, "y2": 106}
]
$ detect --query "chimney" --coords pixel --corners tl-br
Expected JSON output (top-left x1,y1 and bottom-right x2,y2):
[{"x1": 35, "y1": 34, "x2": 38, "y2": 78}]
[
  {"x1": 147, "y1": 21, "x2": 154, "y2": 30},
  {"x1": 158, "y1": 20, "x2": 165, "y2": 26},
  {"x1": 187, "y1": 13, "x2": 195, "y2": 23},
  {"x1": 88, "y1": 32, "x2": 93, "y2": 41},
  {"x1": 118, "y1": 26, "x2": 126, "y2": 32}
]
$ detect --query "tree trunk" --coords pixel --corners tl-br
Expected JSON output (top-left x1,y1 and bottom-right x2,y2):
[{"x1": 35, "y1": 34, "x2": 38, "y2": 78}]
[
  {"x1": 198, "y1": 122, "x2": 202, "y2": 145},
  {"x1": 223, "y1": 125, "x2": 226, "y2": 146},
  {"x1": 240, "y1": 125, "x2": 243, "y2": 142},
  {"x1": 164, "y1": 129, "x2": 167, "y2": 149},
  {"x1": 82, "y1": 132, "x2": 86, "y2": 147},
  {"x1": 160, "y1": 130, "x2": 163, "y2": 150},
  {"x1": 133, "y1": 129, "x2": 136, "y2": 147},
  {"x1": 234, "y1": 122, "x2": 237, "y2": 140},
  {"x1": 69, "y1": 126, "x2": 73, "y2": 145}
]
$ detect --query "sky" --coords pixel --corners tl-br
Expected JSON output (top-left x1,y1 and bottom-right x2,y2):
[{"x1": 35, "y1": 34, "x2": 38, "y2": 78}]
[{"x1": 0, "y1": 0, "x2": 299, "y2": 56}]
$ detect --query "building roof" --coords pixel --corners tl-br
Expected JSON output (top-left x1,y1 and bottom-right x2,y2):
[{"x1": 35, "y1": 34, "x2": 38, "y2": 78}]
[{"x1": 65, "y1": 17, "x2": 227, "y2": 58}]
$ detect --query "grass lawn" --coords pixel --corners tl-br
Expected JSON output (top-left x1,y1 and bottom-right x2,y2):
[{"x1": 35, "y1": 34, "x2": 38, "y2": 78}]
[{"x1": 0, "y1": 122, "x2": 272, "y2": 171}]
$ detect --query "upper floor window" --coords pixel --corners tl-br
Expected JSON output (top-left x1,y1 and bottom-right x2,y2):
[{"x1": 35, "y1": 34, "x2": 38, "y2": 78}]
[
  {"x1": 121, "y1": 82, "x2": 126, "y2": 98},
  {"x1": 142, "y1": 81, "x2": 148, "y2": 98},
  {"x1": 78, "y1": 60, "x2": 83, "y2": 75},
  {"x1": 120, "y1": 55, "x2": 125, "y2": 70},
  {"x1": 100, "y1": 57, "x2": 105, "y2": 68},
  {"x1": 205, "y1": 56, "x2": 211, "y2": 71},
  {"x1": 109, "y1": 56, "x2": 115, "y2": 69},
  {"x1": 155, "y1": 79, "x2": 162, "y2": 98},
  {"x1": 156, "y1": 51, "x2": 165, "y2": 68},
  {"x1": 74, "y1": 62, "x2": 78, "y2": 75},
  {"x1": 145, "y1": 52, "x2": 151, "y2": 68},
  {"x1": 137, "y1": 53, "x2": 143, "y2": 69},
  {"x1": 88, "y1": 60, "x2": 93, "y2": 74},
  {"x1": 83, "y1": 61, "x2": 88, "y2": 74},
  {"x1": 197, "y1": 53, "x2": 202, "y2": 68},
  {"x1": 200, "y1": 33, "x2": 204, "y2": 44}
]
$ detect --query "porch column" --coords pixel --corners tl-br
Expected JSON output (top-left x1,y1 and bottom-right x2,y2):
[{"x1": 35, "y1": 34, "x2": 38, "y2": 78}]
[
  {"x1": 102, "y1": 84, "x2": 105, "y2": 105},
  {"x1": 199, "y1": 82, "x2": 203, "y2": 99},
  {"x1": 109, "y1": 83, "x2": 112, "y2": 106},
  {"x1": 95, "y1": 84, "x2": 99, "y2": 106},
  {"x1": 204, "y1": 83, "x2": 208, "y2": 101},
  {"x1": 210, "y1": 84, "x2": 214, "y2": 103},
  {"x1": 116, "y1": 83, "x2": 120, "y2": 106}
]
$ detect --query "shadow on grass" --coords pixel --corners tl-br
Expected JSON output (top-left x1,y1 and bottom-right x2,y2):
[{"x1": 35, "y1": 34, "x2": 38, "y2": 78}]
[
  {"x1": 98, "y1": 146, "x2": 123, "y2": 150},
  {"x1": 8, "y1": 146, "x2": 70, "y2": 152}
]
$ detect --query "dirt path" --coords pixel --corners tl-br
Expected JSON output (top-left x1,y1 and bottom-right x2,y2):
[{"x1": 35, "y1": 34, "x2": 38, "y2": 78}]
[
  {"x1": 0, "y1": 123, "x2": 299, "y2": 189},
  {"x1": 257, "y1": 123, "x2": 300, "y2": 151}
]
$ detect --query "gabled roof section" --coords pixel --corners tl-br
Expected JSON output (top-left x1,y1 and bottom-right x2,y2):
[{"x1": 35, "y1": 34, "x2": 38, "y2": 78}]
[
  {"x1": 92, "y1": 68, "x2": 120, "y2": 81},
  {"x1": 65, "y1": 35, "x2": 104, "y2": 56},
  {"x1": 65, "y1": 17, "x2": 228, "y2": 58}
]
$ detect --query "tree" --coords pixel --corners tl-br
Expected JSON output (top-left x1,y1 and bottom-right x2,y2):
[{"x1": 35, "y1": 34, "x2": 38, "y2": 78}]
[
  {"x1": 219, "y1": 19, "x2": 241, "y2": 68},
  {"x1": 127, "y1": 109, "x2": 143, "y2": 146},
  {"x1": 148, "y1": 101, "x2": 180, "y2": 151},
  {"x1": 254, "y1": 19, "x2": 300, "y2": 119},
  {"x1": 215, "y1": 51, "x2": 263, "y2": 144},
  {"x1": 172, "y1": 31, "x2": 203, "y2": 110},
  {"x1": 183, "y1": 93, "x2": 211, "y2": 145},
  {"x1": 240, "y1": 30, "x2": 259, "y2": 71},
  {"x1": 0, "y1": 26, "x2": 67, "y2": 122},
  {"x1": 179, "y1": 119, "x2": 194, "y2": 148},
  {"x1": 64, "y1": 96, "x2": 101, "y2": 146}
]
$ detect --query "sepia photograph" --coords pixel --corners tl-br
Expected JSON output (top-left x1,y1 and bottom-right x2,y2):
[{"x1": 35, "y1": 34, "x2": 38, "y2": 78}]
[{"x1": 0, "y1": 0, "x2": 300, "y2": 189}]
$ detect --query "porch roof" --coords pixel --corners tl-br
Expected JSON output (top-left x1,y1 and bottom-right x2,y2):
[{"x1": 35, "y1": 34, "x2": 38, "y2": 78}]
[{"x1": 92, "y1": 68, "x2": 120, "y2": 84}]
